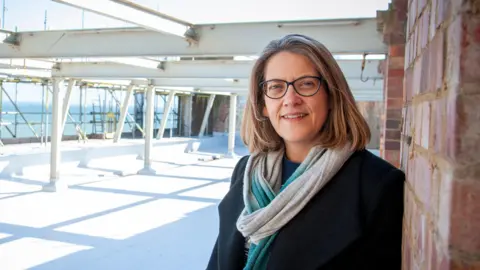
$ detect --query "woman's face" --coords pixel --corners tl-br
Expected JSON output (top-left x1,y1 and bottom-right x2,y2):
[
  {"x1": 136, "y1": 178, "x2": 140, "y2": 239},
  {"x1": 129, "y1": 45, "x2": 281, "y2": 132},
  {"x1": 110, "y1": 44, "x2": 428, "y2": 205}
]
[{"x1": 262, "y1": 51, "x2": 329, "y2": 151}]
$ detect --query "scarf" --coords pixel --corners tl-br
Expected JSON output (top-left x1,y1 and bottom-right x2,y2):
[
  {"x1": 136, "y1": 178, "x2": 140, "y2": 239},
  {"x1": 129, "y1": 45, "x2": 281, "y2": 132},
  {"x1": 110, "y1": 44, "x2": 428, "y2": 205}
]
[{"x1": 236, "y1": 143, "x2": 354, "y2": 270}]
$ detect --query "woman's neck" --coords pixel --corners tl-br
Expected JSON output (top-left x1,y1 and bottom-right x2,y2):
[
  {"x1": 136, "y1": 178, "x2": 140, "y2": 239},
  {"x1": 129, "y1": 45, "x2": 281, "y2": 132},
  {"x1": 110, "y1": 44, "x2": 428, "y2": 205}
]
[{"x1": 284, "y1": 142, "x2": 313, "y2": 163}]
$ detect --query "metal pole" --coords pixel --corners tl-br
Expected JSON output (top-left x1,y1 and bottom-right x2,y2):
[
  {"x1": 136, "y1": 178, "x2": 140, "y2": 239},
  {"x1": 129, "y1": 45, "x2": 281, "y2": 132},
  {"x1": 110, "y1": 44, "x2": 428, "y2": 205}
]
[
  {"x1": 198, "y1": 94, "x2": 216, "y2": 137},
  {"x1": 42, "y1": 78, "x2": 66, "y2": 192},
  {"x1": 113, "y1": 84, "x2": 134, "y2": 142},
  {"x1": 156, "y1": 91, "x2": 175, "y2": 140},
  {"x1": 227, "y1": 94, "x2": 237, "y2": 158},
  {"x1": 138, "y1": 85, "x2": 156, "y2": 175},
  {"x1": 14, "y1": 82, "x2": 17, "y2": 137},
  {"x1": 0, "y1": 81, "x2": 3, "y2": 139},
  {"x1": 83, "y1": 85, "x2": 87, "y2": 135},
  {"x1": 41, "y1": 84, "x2": 45, "y2": 145},
  {"x1": 45, "y1": 86, "x2": 50, "y2": 145},
  {"x1": 2, "y1": 0, "x2": 5, "y2": 29},
  {"x1": 1, "y1": 85, "x2": 39, "y2": 138}
]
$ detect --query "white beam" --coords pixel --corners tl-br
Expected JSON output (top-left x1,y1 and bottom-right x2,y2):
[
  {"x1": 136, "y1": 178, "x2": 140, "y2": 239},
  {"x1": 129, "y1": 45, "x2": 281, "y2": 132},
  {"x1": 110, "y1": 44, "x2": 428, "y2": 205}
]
[
  {"x1": 52, "y1": 0, "x2": 193, "y2": 38},
  {"x1": 198, "y1": 94, "x2": 215, "y2": 137},
  {"x1": 61, "y1": 79, "x2": 75, "y2": 132},
  {"x1": 227, "y1": 94, "x2": 237, "y2": 158},
  {"x1": 113, "y1": 84, "x2": 134, "y2": 142},
  {"x1": 0, "y1": 18, "x2": 385, "y2": 58},
  {"x1": 43, "y1": 78, "x2": 66, "y2": 192},
  {"x1": 52, "y1": 60, "x2": 382, "y2": 80},
  {"x1": 138, "y1": 85, "x2": 156, "y2": 175},
  {"x1": 83, "y1": 77, "x2": 383, "y2": 92},
  {"x1": 156, "y1": 90, "x2": 176, "y2": 139}
]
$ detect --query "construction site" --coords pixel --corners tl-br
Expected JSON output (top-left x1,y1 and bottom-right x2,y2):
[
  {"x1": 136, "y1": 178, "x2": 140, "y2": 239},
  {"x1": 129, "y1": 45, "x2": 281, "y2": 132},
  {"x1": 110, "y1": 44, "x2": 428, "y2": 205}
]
[{"x1": 0, "y1": 0, "x2": 479, "y2": 269}]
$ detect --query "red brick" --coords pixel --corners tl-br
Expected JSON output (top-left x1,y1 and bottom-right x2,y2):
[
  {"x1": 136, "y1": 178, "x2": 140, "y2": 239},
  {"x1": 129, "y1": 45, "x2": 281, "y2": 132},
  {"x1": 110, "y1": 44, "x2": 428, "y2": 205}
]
[
  {"x1": 430, "y1": 0, "x2": 437, "y2": 41},
  {"x1": 387, "y1": 82, "x2": 404, "y2": 99},
  {"x1": 438, "y1": 253, "x2": 450, "y2": 270},
  {"x1": 432, "y1": 97, "x2": 447, "y2": 154},
  {"x1": 429, "y1": 232, "x2": 439, "y2": 270},
  {"x1": 414, "y1": 104, "x2": 422, "y2": 145},
  {"x1": 421, "y1": 102, "x2": 431, "y2": 149},
  {"x1": 415, "y1": 154, "x2": 432, "y2": 210},
  {"x1": 385, "y1": 140, "x2": 401, "y2": 150},
  {"x1": 405, "y1": 67, "x2": 414, "y2": 101},
  {"x1": 420, "y1": 46, "x2": 430, "y2": 93},
  {"x1": 438, "y1": 172, "x2": 453, "y2": 244},
  {"x1": 387, "y1": 98, "x2": 404, "y2": 109},
  {"x1": 446, "y1": 93, "x2": 480, "y2": 166},
  {"x1": 386, "y1": 119, "x2": 402, "y2": 129},
  {"x1": 450, "y1": 180, "x2": 480, "y2": 253},
  {"x1": 434, "y1": 30, "x2": 445, "y2": 91},
  {"x1": 388, "y1": 68, "x2": 405, "y2": 78},
  {"x1": 418, "y1": 0, "x2": 427, "y2": 14},
  {"x1": 388, "y1": 56, "x2": 406, "y2": 69},
  {"x1": 451, "y1": 260, "x2": 480, "y2": 270},
  {"x1": 430, "y1": 166, "x2": 442, "y2": 221},
  {"x1": 389, "y1": 44, "x2": 406, "y2": 57},
  {"x1": 386, "y1": 108, "x2": 403, "y2": 119},
  {"x1": 421, "y1": 6, "x2": 430, "y2": 50},
  {"x1": 460, "y1": 14, "x2": 480, "y2": 86},
  {"x1": 386, "y1": 129, "x2": 402, "y2": 141},
  {"x1": 413, "y1": 56, "x2": 422, "y2": 95},
  {"x1": 385, "y1": 149, "x2": 400, "y2": 168}
]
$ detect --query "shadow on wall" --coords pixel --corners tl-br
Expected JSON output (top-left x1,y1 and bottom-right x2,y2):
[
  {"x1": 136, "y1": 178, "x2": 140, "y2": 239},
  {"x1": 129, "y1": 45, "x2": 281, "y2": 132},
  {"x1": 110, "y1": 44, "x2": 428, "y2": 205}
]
[{"x1": 357, "y1": 101, "x2": 383, "y2": 149}]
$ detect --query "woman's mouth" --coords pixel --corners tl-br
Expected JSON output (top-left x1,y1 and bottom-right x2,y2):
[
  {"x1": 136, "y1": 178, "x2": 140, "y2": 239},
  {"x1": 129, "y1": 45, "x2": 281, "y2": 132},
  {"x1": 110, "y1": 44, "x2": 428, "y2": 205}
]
[{"x1": 282, "y1": 113, "x2": 308, "y2": 120}]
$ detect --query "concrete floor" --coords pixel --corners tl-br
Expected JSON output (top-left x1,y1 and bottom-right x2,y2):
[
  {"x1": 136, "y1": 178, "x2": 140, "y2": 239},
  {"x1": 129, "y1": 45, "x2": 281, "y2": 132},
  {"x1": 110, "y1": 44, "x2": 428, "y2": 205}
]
[{"x1": 0, "y1": 138, "x2": 246, "y2": 270}]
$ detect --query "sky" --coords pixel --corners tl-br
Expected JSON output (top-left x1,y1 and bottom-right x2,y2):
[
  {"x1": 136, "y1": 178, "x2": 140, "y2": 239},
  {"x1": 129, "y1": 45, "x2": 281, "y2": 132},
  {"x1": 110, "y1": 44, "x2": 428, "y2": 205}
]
[
  {"x1": 1, "y1": 0, "x2": 391, "y2": 31},
  {"x1": 0, "y1": 0, "x2": 391, "y2": 103}
]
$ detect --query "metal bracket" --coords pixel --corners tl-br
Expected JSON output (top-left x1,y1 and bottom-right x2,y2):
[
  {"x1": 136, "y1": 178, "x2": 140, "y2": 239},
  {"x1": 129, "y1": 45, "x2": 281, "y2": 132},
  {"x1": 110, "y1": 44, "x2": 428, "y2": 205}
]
[{"x1": 3, "y1": 32, "x2": 20, "y2": 46}]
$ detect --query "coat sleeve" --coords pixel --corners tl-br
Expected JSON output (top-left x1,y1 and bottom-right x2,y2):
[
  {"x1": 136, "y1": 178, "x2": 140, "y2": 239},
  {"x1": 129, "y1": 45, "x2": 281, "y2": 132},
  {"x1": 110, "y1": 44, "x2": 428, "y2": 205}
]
[
  {"x1": 205, "y1": 155, "x2": 249, "y2": 270},
  {"x1": 357, "y1": 168, "x2": 405, "y2": 269}
]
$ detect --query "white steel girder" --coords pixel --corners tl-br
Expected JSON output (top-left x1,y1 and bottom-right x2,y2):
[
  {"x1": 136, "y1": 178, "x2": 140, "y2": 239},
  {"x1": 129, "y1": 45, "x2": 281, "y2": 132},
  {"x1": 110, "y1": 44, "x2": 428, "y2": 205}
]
[
  {"x1": 84, "y1": 77, "x2": 383, "y2": 92},
  {"x1": 51, "y1": 59, "x2": 382, "y2": 80},
  {"x1": 0, "y1": 18, "x2": 385, "y2": 58}
]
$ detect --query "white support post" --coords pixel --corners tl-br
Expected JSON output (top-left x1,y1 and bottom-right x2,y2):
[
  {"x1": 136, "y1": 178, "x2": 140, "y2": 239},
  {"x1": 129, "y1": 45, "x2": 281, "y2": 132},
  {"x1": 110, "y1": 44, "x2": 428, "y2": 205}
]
[
  {"x1": 61, "y1": 78, "x2": 75, "y2": 133},
  {"x1": 227, "y1": 94, "x2": 237, "y2": 158},
  {"x1": 113, "y1": 84, "x2": 134, "y2": 143},
  {"x1": 156, "y1": 90, "x2": 176, "y2": 140},
  {"x1": 138, "y1": 85, "x2": 156, "y2": 175},
  {"x1": 198, "y1": 94, "x2": 215, "y2": 137},
  {"x1": 43, "y1": 78, "x2": 66, "y2": 192},
  {"x1": 185, "y1": 95, "x2": 192, "y2": 137}
]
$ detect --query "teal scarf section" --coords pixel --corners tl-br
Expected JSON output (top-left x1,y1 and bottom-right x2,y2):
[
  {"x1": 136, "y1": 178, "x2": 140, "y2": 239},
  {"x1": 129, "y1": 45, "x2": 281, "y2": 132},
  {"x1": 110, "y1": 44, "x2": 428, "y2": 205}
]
[
  {"x1": 243, "y1": 149, "x2": 326, "y2": 270},
  {"x1": 236, "y1": 144, "x2": 353, "y2": 270}
]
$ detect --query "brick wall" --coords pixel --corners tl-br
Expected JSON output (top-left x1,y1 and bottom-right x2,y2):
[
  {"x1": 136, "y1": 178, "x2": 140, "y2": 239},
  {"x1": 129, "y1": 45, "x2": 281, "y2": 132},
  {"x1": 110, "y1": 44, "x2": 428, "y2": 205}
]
[
  {"x1": 377, "y1": 0, "x2": 408, "y2": 168},
  {"x1": 401, "y1": 0, "x2": 480, "y2": 268}
]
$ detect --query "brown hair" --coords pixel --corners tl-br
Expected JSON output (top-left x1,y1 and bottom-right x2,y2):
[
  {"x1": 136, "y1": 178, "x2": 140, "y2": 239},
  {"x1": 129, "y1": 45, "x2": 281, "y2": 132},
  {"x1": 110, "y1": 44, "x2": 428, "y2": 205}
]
[{"x1": 241, "y1": 34, "x2": 371, "y2": 153}]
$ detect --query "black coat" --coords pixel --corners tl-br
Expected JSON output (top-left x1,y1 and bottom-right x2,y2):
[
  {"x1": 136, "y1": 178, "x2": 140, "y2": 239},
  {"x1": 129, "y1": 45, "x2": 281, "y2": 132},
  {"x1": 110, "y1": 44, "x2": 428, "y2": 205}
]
[{"x1": 206, "y1": 149, "x2": 405, "y2": 270}]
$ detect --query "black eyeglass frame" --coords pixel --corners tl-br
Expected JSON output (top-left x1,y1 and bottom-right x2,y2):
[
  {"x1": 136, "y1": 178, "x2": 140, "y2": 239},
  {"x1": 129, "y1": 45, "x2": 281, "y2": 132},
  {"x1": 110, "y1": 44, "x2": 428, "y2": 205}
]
[{"x1": 259, "y1": 75, "x2": 326, "y2": 99}]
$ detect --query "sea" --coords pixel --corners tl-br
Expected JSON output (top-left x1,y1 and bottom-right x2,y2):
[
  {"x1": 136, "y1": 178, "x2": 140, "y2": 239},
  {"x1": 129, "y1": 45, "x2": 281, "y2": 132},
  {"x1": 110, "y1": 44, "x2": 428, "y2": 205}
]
[{"x1": 0, "y1": 101, "x2": 178, "y2": 139}]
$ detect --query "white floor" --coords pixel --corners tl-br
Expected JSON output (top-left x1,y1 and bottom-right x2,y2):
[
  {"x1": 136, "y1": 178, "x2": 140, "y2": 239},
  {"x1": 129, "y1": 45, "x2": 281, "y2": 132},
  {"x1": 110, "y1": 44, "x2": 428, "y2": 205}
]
[{"x1": 0, "y1": 141, "x2": 243, "y2": 270}]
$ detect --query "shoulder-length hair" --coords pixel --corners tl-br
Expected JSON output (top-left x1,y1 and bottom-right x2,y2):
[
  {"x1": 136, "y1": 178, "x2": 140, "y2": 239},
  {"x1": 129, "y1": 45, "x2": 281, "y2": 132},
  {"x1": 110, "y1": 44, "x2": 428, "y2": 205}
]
[{"x1": 241, "y1": 34, "x2": 371, "y2": 153}]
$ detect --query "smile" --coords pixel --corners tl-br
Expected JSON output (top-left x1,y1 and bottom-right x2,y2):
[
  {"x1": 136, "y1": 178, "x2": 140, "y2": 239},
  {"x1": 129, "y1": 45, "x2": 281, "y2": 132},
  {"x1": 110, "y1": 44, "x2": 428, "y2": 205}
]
[{"x1": 282, "y1": 113, "x2": 307, "y2": 119}]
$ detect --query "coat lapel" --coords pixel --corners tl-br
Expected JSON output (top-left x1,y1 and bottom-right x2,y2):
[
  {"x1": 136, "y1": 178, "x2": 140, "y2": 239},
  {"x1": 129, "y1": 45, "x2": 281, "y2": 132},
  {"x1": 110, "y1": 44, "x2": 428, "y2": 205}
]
[
  {"x1": 216, "y1": 175, "x2": 248, "y2": 270},
  {"x1": 267, "y1": 152, "x2": 365, "y2": 270}
]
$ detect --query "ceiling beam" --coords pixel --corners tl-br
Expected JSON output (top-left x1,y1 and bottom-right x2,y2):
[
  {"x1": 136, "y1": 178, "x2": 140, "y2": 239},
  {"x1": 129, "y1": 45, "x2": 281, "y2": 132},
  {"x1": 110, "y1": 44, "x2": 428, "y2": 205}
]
[
  {"x1": 51, "y1": 59, "x2": 382, "y2": 80},
  {"x1": 0, "y1": 18, "x2": 385, "y2": 59}
]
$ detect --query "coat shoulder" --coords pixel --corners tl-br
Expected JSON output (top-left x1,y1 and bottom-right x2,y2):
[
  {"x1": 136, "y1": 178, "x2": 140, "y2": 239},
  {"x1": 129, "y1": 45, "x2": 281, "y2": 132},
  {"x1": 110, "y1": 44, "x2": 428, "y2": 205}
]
[
  {"x1": 354, "y1": 150, "x2": 405, "y2": 226},
  {"x1": 229, "y1": 155, "x2": 250, "y2": 188}
]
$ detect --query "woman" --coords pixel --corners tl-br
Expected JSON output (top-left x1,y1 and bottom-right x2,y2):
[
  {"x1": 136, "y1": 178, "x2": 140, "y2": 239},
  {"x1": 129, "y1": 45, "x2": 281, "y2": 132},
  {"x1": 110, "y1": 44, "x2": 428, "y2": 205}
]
[{"x1": 207, "y1": 34, "x2": 405, "y2": 270}]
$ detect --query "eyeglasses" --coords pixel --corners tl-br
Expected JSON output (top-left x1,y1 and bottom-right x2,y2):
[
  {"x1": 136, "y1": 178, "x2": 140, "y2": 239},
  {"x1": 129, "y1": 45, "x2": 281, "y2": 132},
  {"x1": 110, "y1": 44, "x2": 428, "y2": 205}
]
[{"x1": 259, "y1": 76, "x2": 324, "y2": 99}]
